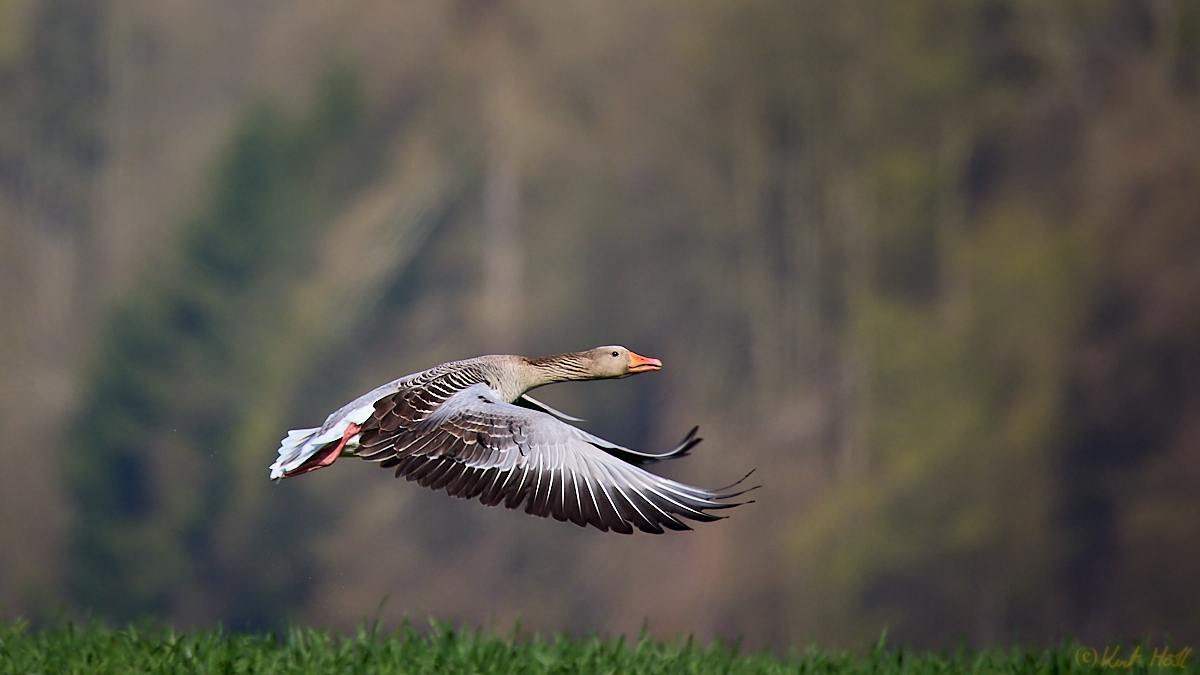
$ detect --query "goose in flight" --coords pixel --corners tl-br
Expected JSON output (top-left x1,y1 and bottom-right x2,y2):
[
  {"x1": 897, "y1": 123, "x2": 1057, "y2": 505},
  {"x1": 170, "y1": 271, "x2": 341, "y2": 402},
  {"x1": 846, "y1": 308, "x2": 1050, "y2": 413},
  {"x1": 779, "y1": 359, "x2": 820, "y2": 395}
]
[{"x1": 269, "y1": 346, "x2": 753, "y2": 533}]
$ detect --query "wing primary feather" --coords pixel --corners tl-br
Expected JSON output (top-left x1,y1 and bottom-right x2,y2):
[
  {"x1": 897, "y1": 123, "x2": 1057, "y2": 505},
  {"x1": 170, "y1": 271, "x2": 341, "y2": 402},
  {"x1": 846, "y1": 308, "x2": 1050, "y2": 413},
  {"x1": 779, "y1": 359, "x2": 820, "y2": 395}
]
[
  {"x1": 411, "y1": 458, "x2": 449, "y2": 485},
  {"x1": 607, "y1": 462, "x2": 715, "y2": 522},
  {"x1": 634, "y1": 488, "x2": 691, "y2": 531},
  {"x1": 471, "y1": 468, "x2": 498, "y2": 503},
  {"x1": 444, "y1": 466, "x2": 471, "y2": 496},
  {"x1": 607, "y1": 466, "x2": 689, "y2": 531},
  {"x1": 551, "y1": 441, "x2": 571, "y2": 522},
  {"x1": 578, "y1": 467, "x2": 607, "y2": 531},
  {"x1": 586, "y1": 426, "x2": 704, "y2": 465},
  {"x1": 655, "y1": 480, "x2": 747, "y2": 510},
  {"x1": 549, "y1": 468, "x2": 568, "y2": 523},
  {"x1": 453, "y1": 466, "x2": 485, "y2": 498},
  {"x1": 643, "y1": 484, "x2": 722, "y2": 521},
  {"x1": 430, "y1": 460, "x2": 467, "y2": 491},
  {"x1": 566, "y1": 451, "x2": 589, "y2": 528},
  {"x1": 708, "y1": 468, "x2": 759, "y2": 494},
  {"x1": 503, "y1": 465, "x2": 531, "y2": 509},
  {"x1": 481, "y1": 468, "x2": 508, "y2": 506},
  {"x1": 395, "y1": 455, "x2": 425, "y2": 479},
  {"x1": 527, "y1": 451, "x2": 551, "y2": 517},
  {"x1": 587, "y1": 456, "x2": 652, "y2": 532},
  {"x1": 609, "y1": 483, "x2": 664, "y2": 534},
  {"x1": 587, "y1": 463, "x2": 631, "y2": 534}
]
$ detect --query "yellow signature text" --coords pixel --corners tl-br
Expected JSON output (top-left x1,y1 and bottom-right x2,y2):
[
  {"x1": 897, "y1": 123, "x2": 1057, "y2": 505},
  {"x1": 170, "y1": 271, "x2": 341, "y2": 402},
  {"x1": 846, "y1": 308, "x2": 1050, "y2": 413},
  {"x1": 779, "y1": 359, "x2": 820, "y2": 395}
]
[{"x1": 1075, "y1": 645, "x2": 1192, "y2": 668}]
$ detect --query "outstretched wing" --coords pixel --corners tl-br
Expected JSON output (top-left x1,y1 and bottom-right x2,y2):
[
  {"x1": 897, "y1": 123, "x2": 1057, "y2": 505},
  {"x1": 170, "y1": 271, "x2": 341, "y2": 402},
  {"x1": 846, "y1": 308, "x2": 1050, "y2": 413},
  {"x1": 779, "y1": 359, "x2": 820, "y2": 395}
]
[{"x1": 355, "y1": 383, "x2": 752, "y2": 534}]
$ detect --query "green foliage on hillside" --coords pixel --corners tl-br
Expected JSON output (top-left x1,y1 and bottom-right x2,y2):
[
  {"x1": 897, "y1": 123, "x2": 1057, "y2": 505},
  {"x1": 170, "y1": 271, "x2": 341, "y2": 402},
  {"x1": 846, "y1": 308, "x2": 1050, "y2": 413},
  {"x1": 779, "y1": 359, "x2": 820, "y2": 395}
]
[
  {"x1": 20, "y1": 0, "x2": 107, "y2": 229},
  {"x1": 66, "y1": 67, "x2": 371, "y2": 626},
  {"x1": 782, "y1": 0, "x2": 1200, "y2": 646}
]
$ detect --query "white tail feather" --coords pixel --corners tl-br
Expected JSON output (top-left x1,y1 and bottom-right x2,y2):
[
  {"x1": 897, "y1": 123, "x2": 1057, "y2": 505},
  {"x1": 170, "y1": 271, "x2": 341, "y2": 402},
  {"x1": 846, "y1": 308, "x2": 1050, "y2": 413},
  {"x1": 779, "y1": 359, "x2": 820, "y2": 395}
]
[
  {"x1": 269, "y1": 427, "x2": 321, "y2": 480},
  {"x1": 269, "y1": 420, "x2": 361, "y2": 480}
]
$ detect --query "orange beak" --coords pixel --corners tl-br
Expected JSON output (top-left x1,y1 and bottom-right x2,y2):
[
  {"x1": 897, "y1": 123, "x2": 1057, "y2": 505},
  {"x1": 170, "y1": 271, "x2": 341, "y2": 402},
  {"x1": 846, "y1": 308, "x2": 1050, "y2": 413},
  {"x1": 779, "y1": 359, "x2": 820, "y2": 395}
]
[{"x1": 627, "y1": 351, "x2": 662, "y2": 373}]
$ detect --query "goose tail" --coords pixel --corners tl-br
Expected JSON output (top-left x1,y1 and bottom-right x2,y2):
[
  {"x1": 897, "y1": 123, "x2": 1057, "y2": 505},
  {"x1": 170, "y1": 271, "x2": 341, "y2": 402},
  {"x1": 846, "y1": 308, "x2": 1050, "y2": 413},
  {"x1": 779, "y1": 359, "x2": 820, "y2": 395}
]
[{"x1": 269, "y1": 427, "x2": 322, "y2": 480}]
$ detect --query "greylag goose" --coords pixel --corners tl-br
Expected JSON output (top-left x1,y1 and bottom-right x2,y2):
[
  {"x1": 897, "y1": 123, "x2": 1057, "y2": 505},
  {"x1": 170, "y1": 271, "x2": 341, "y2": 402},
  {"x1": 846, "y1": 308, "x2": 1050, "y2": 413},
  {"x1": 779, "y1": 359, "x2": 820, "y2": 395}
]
[{"x1": 269, "y1": 346, "x2": 752, "y2": 533}]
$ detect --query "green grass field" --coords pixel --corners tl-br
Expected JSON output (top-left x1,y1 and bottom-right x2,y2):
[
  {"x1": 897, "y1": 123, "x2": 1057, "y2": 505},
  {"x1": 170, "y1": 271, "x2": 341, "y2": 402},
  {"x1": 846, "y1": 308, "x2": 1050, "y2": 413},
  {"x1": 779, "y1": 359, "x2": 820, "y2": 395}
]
[{"x1": 1, "y1": 620, "x2": 1194, "y2": 674}]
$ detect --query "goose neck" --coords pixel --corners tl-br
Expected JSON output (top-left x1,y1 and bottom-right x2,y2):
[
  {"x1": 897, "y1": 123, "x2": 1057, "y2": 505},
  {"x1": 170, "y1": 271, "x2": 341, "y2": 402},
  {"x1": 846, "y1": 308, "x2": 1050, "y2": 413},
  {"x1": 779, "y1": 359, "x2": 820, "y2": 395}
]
[{"x1": 522, "y1": 352, "x2": 592, "y2": 388}]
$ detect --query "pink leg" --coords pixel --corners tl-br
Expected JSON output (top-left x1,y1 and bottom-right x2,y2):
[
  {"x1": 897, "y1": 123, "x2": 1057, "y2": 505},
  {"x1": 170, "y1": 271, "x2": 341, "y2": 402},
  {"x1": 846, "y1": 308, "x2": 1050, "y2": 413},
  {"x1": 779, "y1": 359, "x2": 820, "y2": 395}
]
[{"x1": 284, "y1": 422, "x2": 362, "y2": 477}]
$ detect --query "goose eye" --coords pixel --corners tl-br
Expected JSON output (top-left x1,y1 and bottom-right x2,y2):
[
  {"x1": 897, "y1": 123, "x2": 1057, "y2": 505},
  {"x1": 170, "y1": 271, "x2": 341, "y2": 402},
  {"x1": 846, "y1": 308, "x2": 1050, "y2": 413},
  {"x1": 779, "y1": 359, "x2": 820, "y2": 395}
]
[{"x1": 611, "y1": 351, "x2": 619, "y2": 357}]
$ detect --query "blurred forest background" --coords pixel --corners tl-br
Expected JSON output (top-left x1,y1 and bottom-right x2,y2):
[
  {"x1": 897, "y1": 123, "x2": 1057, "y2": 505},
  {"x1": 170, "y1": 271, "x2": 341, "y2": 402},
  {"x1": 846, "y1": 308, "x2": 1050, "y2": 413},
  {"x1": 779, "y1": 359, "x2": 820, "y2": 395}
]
[{"x1": 1, "y1": 0, "x2": 1198, "y2": 650}]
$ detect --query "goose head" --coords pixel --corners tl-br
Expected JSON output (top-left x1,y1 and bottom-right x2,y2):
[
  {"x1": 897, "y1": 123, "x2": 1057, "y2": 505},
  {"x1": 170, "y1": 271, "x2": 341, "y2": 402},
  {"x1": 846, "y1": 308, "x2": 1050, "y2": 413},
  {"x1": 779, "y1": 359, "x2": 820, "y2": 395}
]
[{"x1": 582, "y1": 345, "x2": 662, "y2": 378}]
